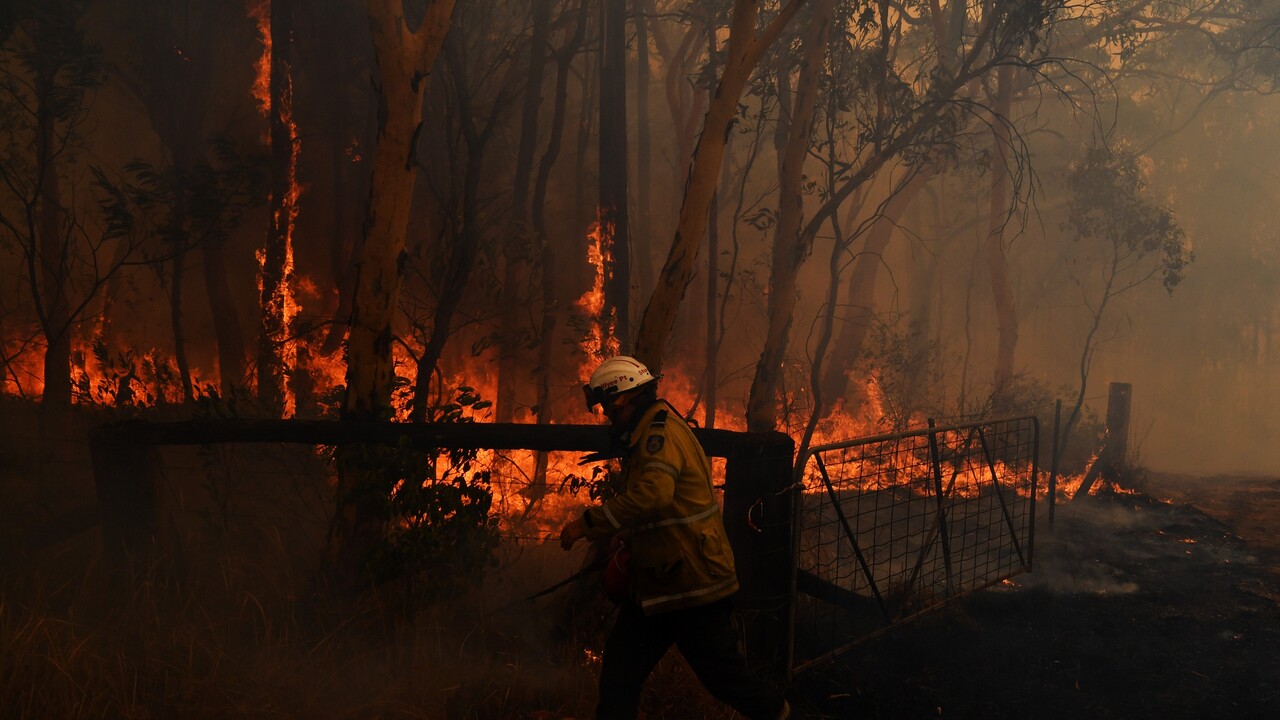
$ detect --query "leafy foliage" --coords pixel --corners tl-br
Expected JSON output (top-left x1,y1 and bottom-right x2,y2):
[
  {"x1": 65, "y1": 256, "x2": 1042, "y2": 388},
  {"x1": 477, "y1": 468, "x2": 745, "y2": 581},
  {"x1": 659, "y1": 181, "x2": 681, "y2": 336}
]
[
  {"x1": 562, "y1": 461, "x2": 625, "y2": 504},
  {"x1": 1064, "y1": 145, "x2": 1193, "y2": 293},
  {"x1": 341, "y1": 385, "x2": 501, "y2": 601},
  {"x1": 93, "y1": 135, "x2": 267, "y2": 269}
]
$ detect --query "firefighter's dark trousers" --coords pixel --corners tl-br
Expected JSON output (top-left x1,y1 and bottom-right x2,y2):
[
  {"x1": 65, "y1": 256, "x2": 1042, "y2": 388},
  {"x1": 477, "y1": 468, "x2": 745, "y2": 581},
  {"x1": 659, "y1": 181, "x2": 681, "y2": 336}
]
[{"x1": 594, "y1": 596, "x2": 786, "y2": 720}]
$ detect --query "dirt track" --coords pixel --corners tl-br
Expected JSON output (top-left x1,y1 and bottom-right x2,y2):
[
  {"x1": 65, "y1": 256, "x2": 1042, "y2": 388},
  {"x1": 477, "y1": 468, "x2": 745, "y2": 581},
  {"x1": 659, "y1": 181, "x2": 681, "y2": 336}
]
[{"x1": 790, "y1": 474, "x2": 1280, "y2": 719}]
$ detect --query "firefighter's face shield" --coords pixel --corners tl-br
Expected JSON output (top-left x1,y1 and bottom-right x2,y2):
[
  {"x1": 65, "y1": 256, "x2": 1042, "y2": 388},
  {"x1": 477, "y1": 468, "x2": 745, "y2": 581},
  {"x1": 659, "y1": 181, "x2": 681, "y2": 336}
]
[{"x1": 583, "y1": 382, "x2": 620, "y2": 413}]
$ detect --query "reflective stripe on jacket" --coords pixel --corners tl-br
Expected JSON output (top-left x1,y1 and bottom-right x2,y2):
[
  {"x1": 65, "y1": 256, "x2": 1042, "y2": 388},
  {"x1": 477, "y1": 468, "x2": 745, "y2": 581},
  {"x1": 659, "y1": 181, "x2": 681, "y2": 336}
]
[{"x1": 583, "y1": 400, "x2": 739, "y2": 614}]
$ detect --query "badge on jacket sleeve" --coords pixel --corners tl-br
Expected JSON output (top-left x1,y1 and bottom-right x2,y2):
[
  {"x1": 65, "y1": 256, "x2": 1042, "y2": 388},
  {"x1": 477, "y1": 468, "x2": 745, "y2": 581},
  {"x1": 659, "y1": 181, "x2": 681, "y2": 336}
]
[{"x1": 645, "y1": 434, "x2": 665, "y2": 453}]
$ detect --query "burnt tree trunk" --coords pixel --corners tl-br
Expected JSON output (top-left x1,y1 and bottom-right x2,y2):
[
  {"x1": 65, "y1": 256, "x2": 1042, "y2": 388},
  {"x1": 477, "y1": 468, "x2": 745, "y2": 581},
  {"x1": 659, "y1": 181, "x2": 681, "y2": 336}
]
[
  {"x1": 571, "y1": 16, "x2": 597, "y2": 297},
  {"x1": 258, "y1": 0, "x2": 296, "y2": 416},
  {"x1": 121, "y1": 1, "x2": 235, "y2": 400},
  {"x1": 313, "y1": 0, "x2": 366, "y2": 359},
  {"x1": 1104, "y1": 381, "x2": 1131, "y2": 470},
  {"x1": 600, "y1": 0, "x2": 631, "y2": 349},
  {"x1": 703, "y1": 150, "x2": 724, "y2": 429}
]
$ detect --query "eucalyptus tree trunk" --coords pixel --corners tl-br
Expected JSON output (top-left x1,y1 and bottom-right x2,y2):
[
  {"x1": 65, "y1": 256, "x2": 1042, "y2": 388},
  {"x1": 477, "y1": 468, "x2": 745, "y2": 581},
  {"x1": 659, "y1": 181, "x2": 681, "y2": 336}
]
[
  {"x1": 495, "y1": 0, "x2": 551, "y2": 422},
  {"x1": 571, "y1": 16, "x2": 598, "y2": 295},
  {"x1": 532, "y1": 0, "x2": 590, "y2": 494},
  {"x1": 744, "y1": 0, "x2": 832, "y2": 432},
  {"x1": 35, "y1": 72, "x2": 71, "y2": 415},
  {"x1": 329, "y1": 0, "x2": 456, "y2": 587},
  {"x1": 258, "y1": 0, "x2": 295, "y2": 415},
  {"x1": 818, "y1": 171, "x2": 930, "y2": 405},
  {"x1": 634, "y1": 0, "x2": 805, "y2": 375},
  {"x1": 168, "y1": 204, "x2": 194, "y2": 404},
  {"x1": 600, "y1": 0, "x2": 631, "y2": 349},
  {"x1": 202, "y1": 239, "x2": 247, "y2": 391},
  {"x1": 410, "y1": 36, "x2": 507, "y2": 421},
  {"x1": 117, "y1": 0, "x2": 241, "y2": 399},
  {"x1": 662, "y1": 18, "x2": 708, "y2": 196},
  {"x1": 299, "y1": 1, "x2": 369, "y2": 360},
  {"x1": 633, "y1": 0, "x2": 655, "y2": 300},
  {"x1": 985, "y1": 64, "x2": 1018, "y2": 402},
  {"x1": 343, "y1": 0, "x2": 456, "y2": 419}
]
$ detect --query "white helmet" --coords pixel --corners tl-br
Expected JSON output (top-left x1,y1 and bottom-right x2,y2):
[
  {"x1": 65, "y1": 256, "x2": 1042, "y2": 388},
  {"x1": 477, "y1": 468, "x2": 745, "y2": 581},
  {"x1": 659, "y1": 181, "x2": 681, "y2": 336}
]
[{"x1": 583, "y1": 355, "x2": 655, "y2": 410}]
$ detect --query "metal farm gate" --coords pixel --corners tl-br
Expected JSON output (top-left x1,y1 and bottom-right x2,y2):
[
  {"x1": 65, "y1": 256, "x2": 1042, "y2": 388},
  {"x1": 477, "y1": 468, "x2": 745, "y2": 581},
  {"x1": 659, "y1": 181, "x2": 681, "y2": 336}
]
[{"x1": 788, "y1": 416, "x2": 1039, "y2": 677}]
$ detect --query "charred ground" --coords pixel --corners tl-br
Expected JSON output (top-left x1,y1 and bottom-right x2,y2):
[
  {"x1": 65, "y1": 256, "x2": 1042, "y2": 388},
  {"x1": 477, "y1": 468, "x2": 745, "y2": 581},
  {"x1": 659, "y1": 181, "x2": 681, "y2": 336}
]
[{"x1": 790, "y1": 475, "x2": 1280, "y2": 720}]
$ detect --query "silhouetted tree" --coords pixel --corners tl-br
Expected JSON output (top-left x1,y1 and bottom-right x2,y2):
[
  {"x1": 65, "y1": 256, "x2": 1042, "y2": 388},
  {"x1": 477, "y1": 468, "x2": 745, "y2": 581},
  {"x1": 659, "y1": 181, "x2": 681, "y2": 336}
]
[{"x1": 0, "y1": 0, "x2": 100, "y2": 420}]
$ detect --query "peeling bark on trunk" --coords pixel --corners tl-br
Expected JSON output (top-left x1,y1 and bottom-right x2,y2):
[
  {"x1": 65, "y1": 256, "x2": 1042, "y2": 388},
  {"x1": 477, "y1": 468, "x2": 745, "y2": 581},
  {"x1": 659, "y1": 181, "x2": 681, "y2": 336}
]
[
  {"x1": 343, "y1": 0, "x2": 455, "y2": 419},
  {"x1": 634, "y1": 0, "x2": 805, "y2": 375},
  {"x1": 331, "y1": 0, "x2": 457, "y2": 589}
]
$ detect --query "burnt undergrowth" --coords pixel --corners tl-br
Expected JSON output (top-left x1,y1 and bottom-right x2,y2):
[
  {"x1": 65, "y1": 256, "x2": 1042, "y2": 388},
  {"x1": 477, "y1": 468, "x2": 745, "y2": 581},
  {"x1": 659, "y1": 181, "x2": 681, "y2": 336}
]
[{"x1": 791, "y1": 485, "x2": 1280, "y2": 719}]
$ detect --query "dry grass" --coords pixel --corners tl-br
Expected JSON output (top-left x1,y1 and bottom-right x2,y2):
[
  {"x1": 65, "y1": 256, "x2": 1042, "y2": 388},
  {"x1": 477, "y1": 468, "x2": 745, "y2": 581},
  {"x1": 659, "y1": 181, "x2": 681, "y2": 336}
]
[
  {"x1": 0, "y1": 404, "x2": 743, "y2": 719},
  {"x1": 2, "y1": 547, "x2": 589, "y2": 718},
  {"x1": 1, "y1": 535, "x2": 745, "y2": 719}
]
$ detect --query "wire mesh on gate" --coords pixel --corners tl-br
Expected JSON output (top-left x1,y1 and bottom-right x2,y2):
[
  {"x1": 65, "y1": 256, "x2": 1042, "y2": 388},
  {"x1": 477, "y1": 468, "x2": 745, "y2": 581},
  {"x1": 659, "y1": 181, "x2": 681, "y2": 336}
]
[{"x1": 788, "y1": 416, "x2": 1038, "y2": 676}]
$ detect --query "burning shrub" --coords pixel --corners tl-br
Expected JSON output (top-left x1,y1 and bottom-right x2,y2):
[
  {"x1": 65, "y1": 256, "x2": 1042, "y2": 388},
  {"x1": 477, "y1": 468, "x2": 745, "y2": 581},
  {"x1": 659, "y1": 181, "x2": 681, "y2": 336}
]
[
  {"x1": 993, "y1": 374, "x2": 1104, "y2": 476},
  {"x1": 368, "y1": 444, "x2": 499, "y2": 600},
  {"x1": 343, "y1": 386, "x2": 501, "y2": 601}
]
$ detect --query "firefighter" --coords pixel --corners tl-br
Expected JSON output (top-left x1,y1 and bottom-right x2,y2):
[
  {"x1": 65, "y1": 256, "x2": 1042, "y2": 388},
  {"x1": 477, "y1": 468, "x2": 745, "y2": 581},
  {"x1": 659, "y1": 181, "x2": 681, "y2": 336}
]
[{"x1": 560, "y1": 355, "x2": 790, "y2": 720}]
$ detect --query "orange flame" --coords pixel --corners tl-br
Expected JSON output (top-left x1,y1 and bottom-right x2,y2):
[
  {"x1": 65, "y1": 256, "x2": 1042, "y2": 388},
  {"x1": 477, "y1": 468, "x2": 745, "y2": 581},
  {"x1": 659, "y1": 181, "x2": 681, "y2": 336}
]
[
  {"x1": 2, "y1": 336, "x2": 44, "y2": 398},
  {"x1": 576, "y1": 212, "x2": 621, "y2": 371},
  {"x1": 251, "y1": 0, "x2": 304, "y2": 417},
  {"x1": 248, "y1": 1, "x2": 271, "y2": 115}
]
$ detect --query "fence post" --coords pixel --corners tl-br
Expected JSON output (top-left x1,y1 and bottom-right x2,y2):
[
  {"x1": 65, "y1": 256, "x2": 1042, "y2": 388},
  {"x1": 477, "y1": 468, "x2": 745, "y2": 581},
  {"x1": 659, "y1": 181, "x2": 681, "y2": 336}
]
[
  {"x1": 1049, "y1": 398, "x2": 1061, "y2": 528},
  {"x1": 721, "y1": 430, "x2": 795, "y2": 681},
  {"x1": 89, "y1": 422, "x2": 160, "y2": 572},
  {"x1": 1103, "y1": 382, "x2": 1132, "y2": 480},
  {"x1": 1076, "y1": 382, "x2": 1134, "y2": 497}
]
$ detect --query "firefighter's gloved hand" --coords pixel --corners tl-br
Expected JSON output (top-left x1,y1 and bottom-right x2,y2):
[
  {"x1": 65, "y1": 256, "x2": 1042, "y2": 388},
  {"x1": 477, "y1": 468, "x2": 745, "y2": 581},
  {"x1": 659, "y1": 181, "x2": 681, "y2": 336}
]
[{"x1": 559, "y1": 516, "x2": 588, "y2": 550}]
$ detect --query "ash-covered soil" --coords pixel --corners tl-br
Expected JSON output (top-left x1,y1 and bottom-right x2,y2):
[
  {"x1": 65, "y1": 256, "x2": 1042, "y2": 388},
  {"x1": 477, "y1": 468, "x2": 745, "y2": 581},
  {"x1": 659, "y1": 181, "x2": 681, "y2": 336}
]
[{"x1": 791, "y1": 474, "x2": 1280, "y2": 719}]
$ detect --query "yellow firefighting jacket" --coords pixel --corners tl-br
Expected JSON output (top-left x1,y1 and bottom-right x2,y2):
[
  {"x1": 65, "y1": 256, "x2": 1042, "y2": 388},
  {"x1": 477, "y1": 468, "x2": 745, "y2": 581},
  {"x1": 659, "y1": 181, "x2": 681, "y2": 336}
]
[{"x1": 581, "y1": 400, "x2": 739, "y2": 614}]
